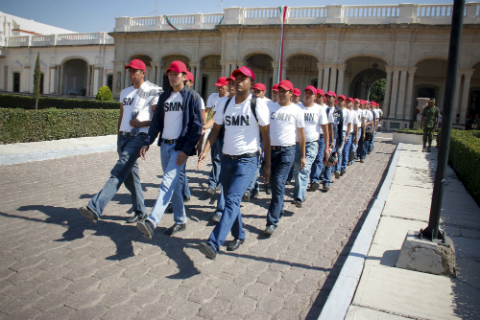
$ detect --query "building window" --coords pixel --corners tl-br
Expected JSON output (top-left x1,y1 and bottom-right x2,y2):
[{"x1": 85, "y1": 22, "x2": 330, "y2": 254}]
[
  {"x1": 13, "y1": 73, "x2": 20, "y2": 92},
  {"x1": 107, "y1": 74, "x2": 113, "y2": 91},
  {"x1": 40, "y1": 73, "x2": 44, "y2": 94}
]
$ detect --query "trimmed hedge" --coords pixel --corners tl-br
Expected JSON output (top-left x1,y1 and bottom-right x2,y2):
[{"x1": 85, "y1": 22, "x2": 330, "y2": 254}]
[
  {"x1": 0, "y1": 108, "x2": 119, "y2": 144},
  {"x1": 448, "y1": 129, "x2": 480, "y2": 206},
  {"x1": 0, "y1": 93, "x2": 119, "y2": 109}
]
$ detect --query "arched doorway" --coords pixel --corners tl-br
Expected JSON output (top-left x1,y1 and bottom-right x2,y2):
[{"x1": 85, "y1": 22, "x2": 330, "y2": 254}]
[
  {"x1": 286, "y1": 54, "x2": 319, "y2": 92},
  {"x1": 346, "y1": 56, "x2": 387, "y2": 101},
  {"x1": 413, "y1": 59, "x2": 447, "y2": 120},
  {"x1": 245, "y1": 54, "x2": 273, "y2": 98},
  {"x1": 63, "y1": 59, "x2": 88, "y2": 96},
  {"x1": 161, "y1": 55, "x2": 191, "y2": 92},
  {"x1": 200, "y1": 55, "x2": 221, "y2": 100},
  {"x1": 468, "y1": 62, "x2": 480, "y2": 121}
]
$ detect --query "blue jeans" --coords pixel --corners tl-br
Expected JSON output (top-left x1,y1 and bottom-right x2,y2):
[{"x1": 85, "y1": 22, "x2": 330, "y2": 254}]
[
  {"x1": 341, "y1": 133, "x2": 353, "y2": 171},
  {"x1": 287, "y1": 165, "x2": 294, "y2": 182},
  {"x1": 146, "y1": 143, "x2": 187, "y2": 226},
  {"x1": 246, "y1": 154, "x2": 261, "y2": 196},
  {"x1": 358, "y1": 133, "x2": 368, "y2": 160},
  {"x1": 368, "y1": 131, "x2": 376, "y2": 153},
  {"x1": 179, "y1": 165, "x2": 191, "y2": 200},
  {"x1": 310, "y1": 135, "x2": 326, "y2": 184},
  {"x1": 293, "y1": 141, "x2": 318, "y2": 202},
  {"x1": 88, "y1": 134, "x2": 146, "y2": 217},
  {"x1": 208, "y1": 156, "x2": 258, "y2": 252},
  {"x1": 334, "y1": 131, "x2": 346, "y2": 174},
  {"x1": 323, "y1": 138, "x2": 336, "y2": 187},
  {"x1": 267, "y1": 146, "x2": 296, "y2": 227},
  {"x1": 207, "y1": 139, "x2": 222, "y2": 189}
]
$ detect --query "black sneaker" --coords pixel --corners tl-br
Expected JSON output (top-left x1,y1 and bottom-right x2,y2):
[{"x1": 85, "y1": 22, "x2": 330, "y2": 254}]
[
  {"x1": 166, "y1": 202, "x2": 173, "y2": 213},
  {"x1": 227, "y1": 238, "x2": 245, "y2": 251},
  {"x1": 184, "y1": 197, "x2": 191, "y2": 203},
  {"x1": 335, "y1": 171, "x2": 340, "y2": 179},
  {"x1": 264, "y1": 225, "x2": 276, "y2": 235},
  {"x1": 164, "y1": 223, "x2": 186, "y2": 236},
  {"x1": 311, "y1": 181, "x2": 321, "y2": 191},
  {"x1": 323, "y1": 185, "x2": 330, "y2": 192},
  {"x1": 251, "y1": 189, "x2": 259, "y2": 199},
  {"x1": 285, "y1": 180, "x2": 291, "y2": 186},
  {"x1": 126, "y1": 213, "x2": 145, "y2": 223},
  {"x1": 78, "y1": 207, "x2": 99, "y2": 223},
  {"x1": 265, "y1": 186, "x2": 271, "y2": 195},
  {"x1": 242, "y1": 191, "x2": 250, "y2": 202},
  {"x1": 199, "y1": 242, "x2": 217, "y2": 260},
  {"x1": 206, "y1": 187, "x2": 216, "y2": 195},
  {"x1": 341, "y1": 169, "x2": 346, "y2": 176},
  {"x1": 137, "y1": 219, "x2": 155, "y2": 240},
  {"x1": 293, "y1": 198, "x2": 303, "y2": 208},
  {"x1": 211, "y1": 213, "x2": 222, "y2": 223}
]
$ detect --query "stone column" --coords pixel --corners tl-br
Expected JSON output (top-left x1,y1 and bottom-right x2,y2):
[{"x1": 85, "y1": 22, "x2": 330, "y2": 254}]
[
  {"x1": 157, "y1": 62, "x2": 164, "y2": 88},
  {"x1": 58, "y1": 65, "x2": 64, "y2": 95},
  {"x1": 220, "y1": 61, "x2": 228, "y2": 77},
  {"x1": 271, "y1": 61, "x2": 278, "y2": 84},
  {"x1": 329, "y1": 66, "x2": 337, "y2": 92},
  {"x1": 49, "y1": 67, "x2": 56, "y2": 93},
  {"x1": 195, "y1": 63, "x2": 203, "y2": 90},
  {"x1": 93, "y1": 68, "x2": 100, "y2": 95},
  {"x1": 404, "y1": 67, "x2": 416, "y2": 120},
  {"x1": 316, "y1": 63, "x2": 323, "y2": 89},
  {"x1": 454, "y1": 72, "x2": 463, "y2": 118},
  {"x1": 86, "y1": 65, "x2": 91, "y2": 96},
  {"x1": 336, "y1": 64, "x2": 346, "y2": 95},
  {"x1": 121, "y1": 68, "x2": 126, "y2": 89},
  {"x1": 396, "y1": 68, "x2": 408, "y2": 119},
  {"x1": 189, "y1": 63, "x2": 201, "y2": 90},
  {"x1": 323, "y1": 66, "x2": 330, "y2": 92},
  {"x1": 388, "y1": 68, "x2": 400, "y2": 118},
  {"x1": 460, "y1": 69, "x2": 474, "y2": 124},
  {"x1": 383, "y1": 66, "x2": 393, "y2": 117}
]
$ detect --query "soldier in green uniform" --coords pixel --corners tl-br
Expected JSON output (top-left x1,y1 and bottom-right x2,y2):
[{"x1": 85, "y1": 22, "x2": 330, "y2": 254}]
[{"x1": 420, "y1": 98, "x2": 440, "y2": 152}]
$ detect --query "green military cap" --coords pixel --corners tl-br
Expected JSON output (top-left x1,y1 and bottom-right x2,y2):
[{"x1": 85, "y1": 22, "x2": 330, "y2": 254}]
[{"x1": 430, "y1": 98, "x2": 435, "y2": 102}]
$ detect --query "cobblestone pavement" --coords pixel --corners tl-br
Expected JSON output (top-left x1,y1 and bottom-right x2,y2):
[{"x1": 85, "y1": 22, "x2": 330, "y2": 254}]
[{"x1": 0, "y1": 133, "x2": 395, "y2": 320}]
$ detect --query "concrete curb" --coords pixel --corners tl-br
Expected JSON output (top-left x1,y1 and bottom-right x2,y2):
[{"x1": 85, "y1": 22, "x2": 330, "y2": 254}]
[
  {"x1": 0, "y1": 143, "x2": 116, "y2": 166},
  {"x1": 318, "y1": 143, "x2": 402, "y2": 320}
]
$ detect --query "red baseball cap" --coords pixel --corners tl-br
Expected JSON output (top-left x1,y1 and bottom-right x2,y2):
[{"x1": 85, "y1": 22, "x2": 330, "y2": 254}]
[
  {"x1": 232, "y1": 66, "x2": 255, "y2": 81},
  {"x1": 166, "y1": 60, "x2": 188, "y2": 74},
  {"x1": 325, "y1": 91, "x2": 336, "y2": 98},
  {"x1": 278, "y1": 80, "x2": 294, "y2": 91},
  {"x1": 272, "y1": 84, "x2": 279, "y2": 92},
  {"x1": 337, "y1": 95, "x2": 347, "y2": 101},
  {"x1": 354, "y1": 98, "x2": 361, "y2": 103},
  {"x1": 347, "y1": 97, "x2": 354, "y2": 103},
  {"x1": 304, "y1": 85, "x2": 317, "y2": 95},
  {"x1": 316, "y1": 88, "x2": 325, "y2": 96},
  {"x1": 293, "y1": 88, "x2": 301, "y2": 97},
  {"x1": 227, "y1": 75, "x2": 235, "y2": 82},
  {"x1": 125, "y1": 59, "x2": 146, "y2": 72},
  {"x1": 214, "y1": 77, "x2": 228, "y2": 87},
  {"x1": 186, "y1": 71, "x2": 194, "y2": 83},
  {"x1": 253, "y1": 83, "x2": 267, "y2": 91}
]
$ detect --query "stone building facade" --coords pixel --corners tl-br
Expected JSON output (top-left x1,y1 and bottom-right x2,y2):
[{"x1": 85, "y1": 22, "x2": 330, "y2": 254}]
[{"x1": 2, "y1": 4, "x2": 480, "y2": 129}]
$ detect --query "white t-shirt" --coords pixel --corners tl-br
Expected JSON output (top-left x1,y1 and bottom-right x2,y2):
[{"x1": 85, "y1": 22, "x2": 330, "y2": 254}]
[
  {"x1": 119, "y1": 85, "x2": 159, "y2": 134},
  {"x1": 206, "y1": 93, "x2": 226, "y2": 111},
  {"x1": 162, "y1": 92, "x2": 184, "y2": 139},
  {"x1": 260, "y1": 97, "x2": 271, "y2": 104},
  {"x1": 200, "y1": 97, "x2": 205, "y2": 110},
  {"x1": 213, "y1": 96, "x2": 230, "y2": 113},
  {"x1": 300, "y1": 103, "x2": 328, "y2": 142},
  {"x1": 365, "y1": 109, "x2": 374, "y2": 132},
  {"x1": 269, "y1": 102, "x2": 305, "y2": 146},
  {"x1": 373, "y1": 109, "x2": 380, "y2": 119},
  {"x1": 350, "y1": 109, "x2": 360, "y2": 127},
  {"x1": 378, "y1": 108, "x2": 383, "y2": 116},
  {"x1": 214, "y1": 94, "x2": 270, "y2": 156},
  {"x1": 342, "y1": 108, "x2": 353, "y2": 132},
  {"x1": 320, "y1": 104, "x2": 334, "y2": 124}
]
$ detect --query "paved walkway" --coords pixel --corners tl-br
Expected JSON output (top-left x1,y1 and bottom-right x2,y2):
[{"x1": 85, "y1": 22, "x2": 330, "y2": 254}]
[
  {"x1": 0, "y1": 133, "x2": 395, "y2": 320},
  {"x1": 344, "y1": 144, "x2": 480, "y2": 320}
]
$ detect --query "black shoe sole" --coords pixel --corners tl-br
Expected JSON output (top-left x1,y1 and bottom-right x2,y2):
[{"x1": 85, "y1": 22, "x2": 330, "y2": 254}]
[
  {"x1": 137, "y1": 222, "x2": 153, "y2": 240},
  {"x1": 79, "y1": 207, "x2": 98, "y2": 223},
  {"x1": 199, "y1": 242, "x2": 217, "y2": 260}
]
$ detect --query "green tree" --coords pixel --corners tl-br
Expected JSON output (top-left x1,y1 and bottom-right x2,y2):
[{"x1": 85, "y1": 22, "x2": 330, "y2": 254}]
[
  {"x1": 33, "y1": 52, "x2": 41, "y2": 110},
  {"x1": 369, "y1": 78, "x2": 386, "y2": 103},
  {"x1": 95, "y1": 86, "x2": 114, "y2": 101}
]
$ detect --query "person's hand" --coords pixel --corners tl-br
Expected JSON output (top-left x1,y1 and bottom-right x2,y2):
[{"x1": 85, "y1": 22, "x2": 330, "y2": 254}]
[
  {"x1": 140, "y1": 145, "x2": 149, "y2": 160},
  {"x1": 263, "y1": 164, "x2": 271, "y2": 184},
  {"x1": 324, "y1": 148, "x2": 330, "y2": 158},
  {"x1": 130, "y1": 118, "x2": 143, "y2": 128},
  {"x1": 197, "y1": 152, "x2": 207, "y2": 170},
  {"x1": 176, "y1": 151, "x2": 188, "y2": 166},
  {"x1": 330, "y1": 142, "x2": 334, "y2": 150},
  {"x1": 362, "y1": 134, "x2": 366, "y2": 140},
  {"x1": 300, "y1": 157, "x2": 306, "y2": 171}
]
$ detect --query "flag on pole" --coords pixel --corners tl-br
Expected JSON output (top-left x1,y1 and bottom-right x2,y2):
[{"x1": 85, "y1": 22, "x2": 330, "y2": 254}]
[{"x1": 277, "y1": 6, "x2": 288, "y2": 83}]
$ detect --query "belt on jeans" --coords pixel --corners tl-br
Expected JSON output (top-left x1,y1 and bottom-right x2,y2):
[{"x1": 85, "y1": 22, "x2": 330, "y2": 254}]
[
  {"x1": 271, "y1": 145, "x2": 294, "y2": 151},
  {"x1": 222, "y1": 152, "x2": 258, "y2": 160},
  {"x1": 119, "y1": 131, "x2": 147, "y2": 137},
  {"x1": 162, "y1": 138, "x2": 177, "y2": 145}
]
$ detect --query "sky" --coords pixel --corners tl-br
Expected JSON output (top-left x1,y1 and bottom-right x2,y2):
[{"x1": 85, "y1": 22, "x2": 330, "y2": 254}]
[{"x1": 2, "y1": 0, "x2": 455, "y2": 33}]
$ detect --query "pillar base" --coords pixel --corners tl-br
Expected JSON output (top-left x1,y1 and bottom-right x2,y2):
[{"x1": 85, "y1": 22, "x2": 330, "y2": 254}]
[{"x1": 395, "y1": 230, "x2": 455, "y2": 276}]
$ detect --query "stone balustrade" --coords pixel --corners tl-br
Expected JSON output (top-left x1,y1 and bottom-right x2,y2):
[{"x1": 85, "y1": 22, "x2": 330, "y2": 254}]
[
  {"x1": 112, "y1": 2, "x2": 480, "y2": 32},
  {"x1": 6, "y1": 32, "x2": 114, "y2": 47}
]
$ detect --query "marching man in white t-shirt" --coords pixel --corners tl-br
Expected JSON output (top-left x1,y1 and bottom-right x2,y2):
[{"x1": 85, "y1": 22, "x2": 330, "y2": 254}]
[
  {"x1": 78, "y1": 59, "x2": 161, "y2": 224},
  {"x1": 334, "y1": 95, "x2": 352, "y2": 179},
  {"x1": 344, "y1": 97, "x2": 359, "y2": 168},
  {"x1": 292, "y1": 86, "x2": 329, "y2": 207},
  {"x1": 265, "y1": 80, "x2": 306, "y2": 235},
  {"x1": 197, "y1": 67, "x2": 271, "y2": 259},
  {"x1": 291, "y1": 88, "x2": 301, "y2": 105},
  {"x1": 252, "y1": 83, "x2": 271, "y2": 104},
  {"x1": 136, "y1": 60, "x2": 203, "y2": 240}
]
